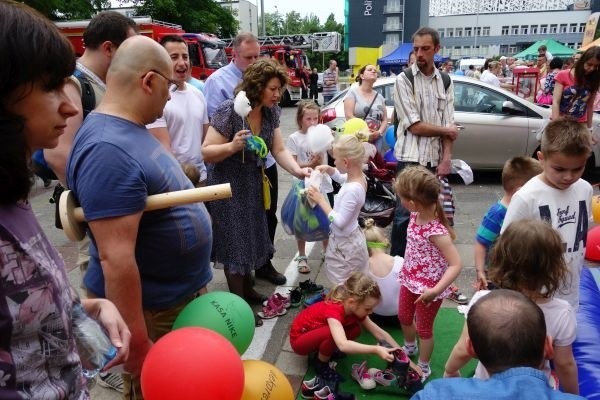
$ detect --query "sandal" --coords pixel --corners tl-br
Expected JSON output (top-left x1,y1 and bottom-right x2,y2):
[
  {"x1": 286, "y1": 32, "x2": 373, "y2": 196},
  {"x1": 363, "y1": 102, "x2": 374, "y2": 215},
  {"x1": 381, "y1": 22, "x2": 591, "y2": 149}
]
[
  {"x1": 257, "y1": 300, "x2": 287, "y2": 319},
  {"x1": 296, "y1": 255, "x2": 311, "y2": 274},
  {"x1": 262, "y1": 292, "x2": 291, "y2": 309}
]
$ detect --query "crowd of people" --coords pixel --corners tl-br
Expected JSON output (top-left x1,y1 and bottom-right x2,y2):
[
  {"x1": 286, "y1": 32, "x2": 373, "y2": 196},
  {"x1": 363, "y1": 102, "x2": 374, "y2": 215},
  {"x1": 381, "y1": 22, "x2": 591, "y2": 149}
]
[{"x1": 1, "y1": 1, "x2": 596, "y2": 398}]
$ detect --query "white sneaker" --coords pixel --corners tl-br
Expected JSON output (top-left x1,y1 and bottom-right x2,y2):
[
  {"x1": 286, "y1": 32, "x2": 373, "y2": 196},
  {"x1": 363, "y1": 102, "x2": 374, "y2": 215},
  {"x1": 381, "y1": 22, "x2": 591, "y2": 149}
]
[
  {"x1": 418, "y1": 363, "x2": 431, "y2": 382},
  {"x1": 402, "y1": 343, "x2": 418, "y2": 357}
]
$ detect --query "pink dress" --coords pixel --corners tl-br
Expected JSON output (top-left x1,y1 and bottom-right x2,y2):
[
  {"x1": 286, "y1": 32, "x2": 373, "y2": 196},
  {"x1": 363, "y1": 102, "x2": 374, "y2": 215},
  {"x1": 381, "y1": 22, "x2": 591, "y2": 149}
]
[{"x1": 398, "y1": 212, "x2": 451, "y2": 301}]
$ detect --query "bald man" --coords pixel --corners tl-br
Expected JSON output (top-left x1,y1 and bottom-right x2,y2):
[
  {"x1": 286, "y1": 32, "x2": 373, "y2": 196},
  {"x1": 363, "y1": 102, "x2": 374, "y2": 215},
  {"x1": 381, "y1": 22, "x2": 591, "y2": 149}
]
[{"x1": 66, "y1": 36, "x2": 213, "y2": 399}]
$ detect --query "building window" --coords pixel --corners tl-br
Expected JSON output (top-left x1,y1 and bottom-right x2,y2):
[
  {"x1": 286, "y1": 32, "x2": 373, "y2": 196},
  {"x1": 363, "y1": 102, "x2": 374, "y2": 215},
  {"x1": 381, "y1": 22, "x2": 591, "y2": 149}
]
[
  {"x1": 570, "y1": 23, "x2": 578, "y2": 33},
  {"x1": 482, "y1": 26, "x2": 490, "y2": 36},
  {"x1": 550, "y1": 24, "x2": 557, "y2": 34},
  {"x1": 560, "y1": 24, "x2": 568, "y2": 33},
  {"x1": 465, "y1": 27, "x2": 472, "y2": 37},
  {"x1": 438, "y1": 29, "x2": 445, "y2": 38},
  {"x1": 501, "y1": 26, "x2": 509, "y2": 35},
  {"x1": 456, "y1": 28, "x2": 463, "y2": 37},
  {"x1": 447, "y1": 28, "x2": 454, "y2": 37},
  {"x1": 386, "y1": 33, "x2": 400, "y2": 44},
  {"x1": 511, "y1": 25, "x2": 519, "y2": 35},
  {"x1": 475, "y1": 27, "x2": 481, "y2": 36},
  {"x1": 509, "y1": 45, "x2": 517, "y2": 53},
  {"x1": 520, "y1": 25, "x2": 528, "y2": 35},
  {"x1": 540, "y1": 25, "x2": 547, "y2": 34},
  {"x1": 385, "y1": 16, "x2": 400, "y2": 30},
  {"x1": 579, "y1": 23, "x2": 586, "y2": 33},
  {"x1": 531, "y1": 25, "x2": 538, "y2": 34},
  {"x1": 385, "y1": 0, "x2": 402, "y2": 13}
]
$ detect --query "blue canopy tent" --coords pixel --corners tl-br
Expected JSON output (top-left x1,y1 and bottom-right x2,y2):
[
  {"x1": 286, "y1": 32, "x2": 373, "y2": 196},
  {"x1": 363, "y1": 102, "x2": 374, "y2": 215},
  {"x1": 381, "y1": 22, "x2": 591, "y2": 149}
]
[{"x1": 377, "y1": 43, "x2": 446, "y2": 75}]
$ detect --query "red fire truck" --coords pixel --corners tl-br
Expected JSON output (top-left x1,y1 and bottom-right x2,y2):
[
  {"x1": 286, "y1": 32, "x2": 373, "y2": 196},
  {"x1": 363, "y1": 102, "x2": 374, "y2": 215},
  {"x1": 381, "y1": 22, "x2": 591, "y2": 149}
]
[
  {"x1": 55, "y1": 17, "x2": 228, "y2": 78},
  {"x1": 224, "y1": 34, "x2": 328, "y2": 106}
]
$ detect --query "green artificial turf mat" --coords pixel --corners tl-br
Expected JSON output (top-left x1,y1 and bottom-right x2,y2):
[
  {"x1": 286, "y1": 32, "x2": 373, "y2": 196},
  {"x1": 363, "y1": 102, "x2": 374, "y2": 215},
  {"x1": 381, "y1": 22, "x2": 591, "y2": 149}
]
[{"x1": 297, "y1": 307, "x2": 477, "y2": 399}]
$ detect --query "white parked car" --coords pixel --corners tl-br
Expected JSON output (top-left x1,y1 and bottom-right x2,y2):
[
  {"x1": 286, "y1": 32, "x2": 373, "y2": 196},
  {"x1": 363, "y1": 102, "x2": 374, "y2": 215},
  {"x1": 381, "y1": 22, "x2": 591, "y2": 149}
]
[{"x1": 320, "y1": 75, "x2": 600, "y2": 172}]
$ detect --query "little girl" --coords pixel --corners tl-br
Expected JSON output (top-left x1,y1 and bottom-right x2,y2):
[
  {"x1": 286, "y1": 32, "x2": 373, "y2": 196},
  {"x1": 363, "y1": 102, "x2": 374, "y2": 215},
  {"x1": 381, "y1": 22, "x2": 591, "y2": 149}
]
[
  {"x1": 444, "y1": 219, "x2": 578, "y2": 394},
  {"x1": 362, "y1": 218, "x2": 402, "y2": 326},
  {"x1": 394, "y1": 166, "x2": 463, "y2": 381},
  {"x1": 290, "y1": 272, "x2": 419, "y2": 382},
  {"x1": 552, "y1": 46, "x2": 600, "y2": 131},
  {"x1": 307, "y1": 133, "x2": 368, "y2": 285},
  {"x1": 286, "y1": 100, "x2": 332, "y2": 274}
]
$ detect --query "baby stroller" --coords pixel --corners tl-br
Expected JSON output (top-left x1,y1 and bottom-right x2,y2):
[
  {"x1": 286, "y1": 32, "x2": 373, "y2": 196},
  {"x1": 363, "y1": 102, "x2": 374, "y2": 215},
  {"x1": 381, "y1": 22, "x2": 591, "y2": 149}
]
[{"x1": 359, "y1": 151, "x2": 397, "y2": 228}]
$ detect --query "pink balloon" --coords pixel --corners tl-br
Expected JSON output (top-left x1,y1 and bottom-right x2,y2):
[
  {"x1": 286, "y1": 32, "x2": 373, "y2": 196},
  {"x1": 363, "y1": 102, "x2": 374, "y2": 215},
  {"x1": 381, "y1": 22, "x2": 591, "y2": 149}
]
[{"x1": 141, "y1": 327, "x2": 244, "y2": 400}]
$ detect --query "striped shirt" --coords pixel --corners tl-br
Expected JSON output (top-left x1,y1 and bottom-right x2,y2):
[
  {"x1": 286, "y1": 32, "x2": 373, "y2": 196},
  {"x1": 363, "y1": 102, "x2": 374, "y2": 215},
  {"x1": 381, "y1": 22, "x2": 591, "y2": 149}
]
[
  {"x1": 322, "y1": 68, "x2": 338, "y2": 98},
  {"x1": 393, "y1": 63, "x2": 455, "y2": 166}
]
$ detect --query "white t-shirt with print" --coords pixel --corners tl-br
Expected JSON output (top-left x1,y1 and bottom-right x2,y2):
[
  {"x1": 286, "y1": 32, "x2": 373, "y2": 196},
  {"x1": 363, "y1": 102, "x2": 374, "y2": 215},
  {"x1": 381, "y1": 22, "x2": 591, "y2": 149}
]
[
  {"x1": 286, "y1": 131, "x2": 333, "y2": 193},
  {"x1": 501, "y1": 176, "x2": 592, "y2": 309}
]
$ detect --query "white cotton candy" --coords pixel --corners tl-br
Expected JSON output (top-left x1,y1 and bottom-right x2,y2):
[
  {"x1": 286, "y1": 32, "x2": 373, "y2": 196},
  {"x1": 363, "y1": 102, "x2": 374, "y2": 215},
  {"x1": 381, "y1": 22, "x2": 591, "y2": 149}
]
[{"x1": 233, "y1": 90, "x2": 252, "y2": 118}]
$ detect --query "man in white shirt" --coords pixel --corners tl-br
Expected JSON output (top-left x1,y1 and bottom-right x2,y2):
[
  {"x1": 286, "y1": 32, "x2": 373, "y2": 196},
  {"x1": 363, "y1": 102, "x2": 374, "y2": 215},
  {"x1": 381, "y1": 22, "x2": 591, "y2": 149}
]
[{"x1": 148, "y1": 35, "x2": 209, "y2": 185}]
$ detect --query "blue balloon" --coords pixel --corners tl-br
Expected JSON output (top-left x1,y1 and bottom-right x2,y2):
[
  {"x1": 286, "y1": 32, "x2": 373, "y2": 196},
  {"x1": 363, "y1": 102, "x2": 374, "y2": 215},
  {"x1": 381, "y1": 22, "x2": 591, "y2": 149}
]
[{"x1": 385, "y1": 126, "x2": 396, "y2": 148}]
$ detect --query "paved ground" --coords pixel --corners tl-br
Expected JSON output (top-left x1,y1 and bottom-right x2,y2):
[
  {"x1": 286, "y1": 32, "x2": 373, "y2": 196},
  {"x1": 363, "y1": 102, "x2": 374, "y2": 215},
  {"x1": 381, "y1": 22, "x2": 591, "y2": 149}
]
[{"x1": 30, "y1": 97, "x2": 510, "y2": 398}]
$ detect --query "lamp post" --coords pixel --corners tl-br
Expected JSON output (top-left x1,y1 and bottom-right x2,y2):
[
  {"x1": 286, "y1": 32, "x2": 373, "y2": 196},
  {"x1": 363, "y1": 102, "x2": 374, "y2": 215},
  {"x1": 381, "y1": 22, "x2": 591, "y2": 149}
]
[
  {"x1": 260, "y1": 0, "x2": 265, "y2": 36},
  {"x1": 274, "y1": 5, "x2": 281, "y2": 35}
]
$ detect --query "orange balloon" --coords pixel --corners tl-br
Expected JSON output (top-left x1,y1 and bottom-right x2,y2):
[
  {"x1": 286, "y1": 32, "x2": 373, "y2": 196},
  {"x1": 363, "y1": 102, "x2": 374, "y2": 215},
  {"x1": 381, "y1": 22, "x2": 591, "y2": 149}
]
[
  {"x1": 240, "y1": 360, "x2": 294, "y2": 400},
  {"x1": 592, "y1": 195, "x2": 600, "y2": 224}
]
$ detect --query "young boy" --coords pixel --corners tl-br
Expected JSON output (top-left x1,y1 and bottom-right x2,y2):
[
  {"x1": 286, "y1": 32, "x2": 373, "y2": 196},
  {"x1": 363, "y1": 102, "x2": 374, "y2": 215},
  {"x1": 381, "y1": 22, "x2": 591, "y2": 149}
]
[
  {"x1": 474, "y1": 156, "x2": 543, "y2": 289},
  {"x1": 501, "y1": 120, "x2": 593, "y2": 310}
]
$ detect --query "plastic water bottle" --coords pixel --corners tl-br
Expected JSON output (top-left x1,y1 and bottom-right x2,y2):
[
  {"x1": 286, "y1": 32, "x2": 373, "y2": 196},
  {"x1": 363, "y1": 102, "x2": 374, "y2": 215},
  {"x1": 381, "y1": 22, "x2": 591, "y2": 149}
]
[{"x1": 71, "y1": 303, "x2": 117, "y2": 378}]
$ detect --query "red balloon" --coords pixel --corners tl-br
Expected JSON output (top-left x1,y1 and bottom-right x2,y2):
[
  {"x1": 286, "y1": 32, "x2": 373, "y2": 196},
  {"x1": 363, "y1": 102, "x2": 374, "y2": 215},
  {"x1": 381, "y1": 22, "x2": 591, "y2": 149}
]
[
  {"x1": 141, "y1": 327, "x2": 244, "y2": 400},
  {"x1": 586, "y1": 226, "x2": 600, "y2": 262}
]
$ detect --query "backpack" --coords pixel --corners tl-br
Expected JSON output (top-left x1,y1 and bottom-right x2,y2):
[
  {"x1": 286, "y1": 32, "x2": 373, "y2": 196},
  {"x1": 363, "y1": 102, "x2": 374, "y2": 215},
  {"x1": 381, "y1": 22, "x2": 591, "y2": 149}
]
[
  {"x1": 73, "y1": 69, "x2": 96, "y2": 119},
  {"x1": 51, "y1": 68, "x2": 97, "y2": 229},
  {"x1": 392, "y1": 68, "x2": 451, "y2": 137}
]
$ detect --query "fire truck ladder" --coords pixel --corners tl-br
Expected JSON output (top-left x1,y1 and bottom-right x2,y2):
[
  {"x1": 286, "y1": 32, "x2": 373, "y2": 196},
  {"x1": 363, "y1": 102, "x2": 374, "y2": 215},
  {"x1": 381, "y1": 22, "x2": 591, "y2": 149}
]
[{"x1": 222, "y1": 32, "x2": 338, "y2": 50}]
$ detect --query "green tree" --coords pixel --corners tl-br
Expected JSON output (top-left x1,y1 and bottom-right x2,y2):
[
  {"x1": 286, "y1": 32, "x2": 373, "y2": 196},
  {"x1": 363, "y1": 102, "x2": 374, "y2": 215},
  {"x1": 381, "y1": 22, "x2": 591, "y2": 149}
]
[
  {"x1": 24, "y1": 0, "x2": 109, "y2": 19},
  {"x1": 129, "y1": 0, "x2": 238, "y2": 37},
  {"x1": 284, "y1": 11, "x2": 302, "y2": 35}
]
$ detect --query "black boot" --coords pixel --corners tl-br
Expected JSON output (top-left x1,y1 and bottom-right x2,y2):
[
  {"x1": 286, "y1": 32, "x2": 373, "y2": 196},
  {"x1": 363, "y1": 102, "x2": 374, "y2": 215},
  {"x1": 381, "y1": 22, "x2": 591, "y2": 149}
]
[
  {"x1": 255, "y1": 260, "x2": 286, "y2": 285},
  {"x1": 242, "y1": 272, "x2": 268, "y2": 304},
  {"x1": 225, "y1": 270, "x2": 264, "y2": 326}
]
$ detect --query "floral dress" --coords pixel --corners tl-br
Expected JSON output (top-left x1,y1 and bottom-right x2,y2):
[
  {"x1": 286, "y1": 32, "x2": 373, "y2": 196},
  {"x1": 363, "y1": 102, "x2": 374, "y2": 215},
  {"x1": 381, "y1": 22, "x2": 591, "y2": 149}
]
[
  {"x1": 398, "y1": 212, "x2": 451, "y2": 301},
  {"x1": 206, "y1": 100, "x2": 280, "y2": 274}
]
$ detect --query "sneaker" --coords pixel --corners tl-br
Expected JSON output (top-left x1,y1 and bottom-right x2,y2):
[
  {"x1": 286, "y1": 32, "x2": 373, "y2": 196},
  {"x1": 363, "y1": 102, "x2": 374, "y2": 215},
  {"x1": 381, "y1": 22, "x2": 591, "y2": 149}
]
[
  {"x1": 289, "y1": 287, "x2": 304, "y2": 307},
  {"x1": 96, "y1": 372, "x2": 124, "y2": 393},
  {"x1": 351, "y1": 361, "x2": 376, "y2": 390},
  {"x1": 301, "y1": 376, "x2": 326, "y2": 399},
  {"x1": 304, "y1": 291, "x2": 326, "y2": 307},
  {"x1": 313, "y1": 385, "x2": 335, "y2": 400},
  {"x1": 367, "y1": 368, "x2": 397, "y2": 387},
  {"x1": 417, "y1": 362, "x2": 431, "y2": 383},
  {"x1": 299, "y1": 279, "x2": 324, "y2": 294},
  {"x1": 388, "y1": 349, "x2": 409, "y2": 385},
  {"x1": 402, "y1": 368, "x2": 424, "y2": 395},
  {"x1": 402, "y1": 343, "x2": 418, "y2": 357},
  {"x1": 447, "y1": 285, "x2": 468, "y2": 305},
  {"x1": 315, "y1": 360, "x2": 344, "y2": 383},
  {"x1": 255, "y1": 261, "x2": 286, "y2": 285}
]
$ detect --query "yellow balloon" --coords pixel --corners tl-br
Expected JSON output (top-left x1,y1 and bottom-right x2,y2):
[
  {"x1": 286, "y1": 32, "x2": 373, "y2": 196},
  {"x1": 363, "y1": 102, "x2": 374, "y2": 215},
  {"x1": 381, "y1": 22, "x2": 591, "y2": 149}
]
[
  {"x1": 593, "y1": 195, "x2": 600, "y2": 224},
  {"x1": 240, "y1": 360, "x2": 294, "y2": 400},
  {"x1": 342, "y1": 118, "x2": 369, "y2": 136}
]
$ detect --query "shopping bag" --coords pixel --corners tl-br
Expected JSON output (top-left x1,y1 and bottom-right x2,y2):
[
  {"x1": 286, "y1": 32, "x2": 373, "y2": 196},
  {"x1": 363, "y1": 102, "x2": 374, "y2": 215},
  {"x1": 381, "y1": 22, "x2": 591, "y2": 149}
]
[{"x1": 281, "y1": 180, "x2": 330, "y2": 242}]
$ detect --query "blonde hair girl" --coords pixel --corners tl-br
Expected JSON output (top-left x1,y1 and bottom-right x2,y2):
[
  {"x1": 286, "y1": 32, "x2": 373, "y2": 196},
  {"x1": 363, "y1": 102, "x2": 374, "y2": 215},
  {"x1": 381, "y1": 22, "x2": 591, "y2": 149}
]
[
  {"x1": 362, "y1": 219, "x2": 403, "y2": 324},
  {"x1": 307, "y1": 133, "x2": 369, "y2": 284},
  {"x1": 290, "y1": 272, "x2": 418, "y2": 382},
  {"x1": 394, "y1": 165, "x2": 463, "y2": 381}
]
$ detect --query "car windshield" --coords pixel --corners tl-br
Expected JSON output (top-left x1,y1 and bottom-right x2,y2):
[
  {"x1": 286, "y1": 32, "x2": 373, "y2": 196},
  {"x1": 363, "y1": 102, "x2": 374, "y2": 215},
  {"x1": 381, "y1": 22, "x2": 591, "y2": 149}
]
[{"x1": 203, "y1": 46, "x2": 228, "y2": 69}]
